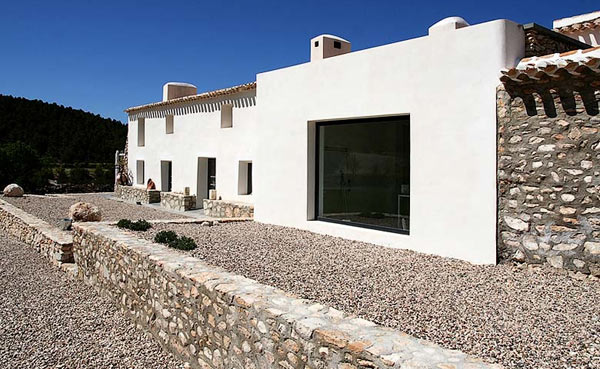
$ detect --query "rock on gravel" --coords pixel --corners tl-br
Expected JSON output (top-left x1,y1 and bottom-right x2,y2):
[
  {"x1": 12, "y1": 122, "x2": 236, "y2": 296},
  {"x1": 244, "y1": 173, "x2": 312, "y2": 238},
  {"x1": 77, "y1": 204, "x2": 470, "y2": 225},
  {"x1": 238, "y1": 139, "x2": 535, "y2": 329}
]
[
  {"x1": 3, "y1": 193, "x2": 190, "y2": 227},
  {"x1": 139, "y1": 222, "x2": 600, "y2": 369},
  {"x1": 69, "y1": 201, "x2": 102, "y2": 222},
  {"x1": 3, "y1": 183, "x2": 23, "y2": 197},
  {"x1": 0, "y1": 229, "x2": 184, "y2": 369}
]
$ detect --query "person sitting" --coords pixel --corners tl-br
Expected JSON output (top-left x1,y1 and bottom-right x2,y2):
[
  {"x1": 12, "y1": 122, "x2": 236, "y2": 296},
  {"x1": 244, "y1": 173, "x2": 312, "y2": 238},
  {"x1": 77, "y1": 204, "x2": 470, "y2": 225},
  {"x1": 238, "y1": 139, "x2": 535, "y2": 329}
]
[{"x1": 146, "y1": 178, "x2": 156, "y2": 190}]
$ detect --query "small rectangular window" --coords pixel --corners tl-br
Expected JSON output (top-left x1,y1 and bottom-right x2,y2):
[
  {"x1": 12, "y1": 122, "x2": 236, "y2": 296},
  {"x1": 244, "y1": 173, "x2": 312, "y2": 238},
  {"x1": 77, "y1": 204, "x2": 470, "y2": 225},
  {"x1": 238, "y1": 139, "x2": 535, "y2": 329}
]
[
  {"x1": 136, "y1": 160, "x2": 144, "y2": 185},
  {"x1": 314, "y1": 41, "x2": 319, "y2": 47},
  {"x1": 238, "y1": 161, "x2": 253, "y2": 195},
  {"x1": 333, "y1": 40, "x2": 341, "y2": 49},
  {"x1": 166, "y1": 115, "x2": 174, "y2": 134},
  {"x1": 221, "y1": 104, "x2": 233, "y2": 128},
  {"x1": 137, "y1": 118, "x2": 145, "y2": 146}
]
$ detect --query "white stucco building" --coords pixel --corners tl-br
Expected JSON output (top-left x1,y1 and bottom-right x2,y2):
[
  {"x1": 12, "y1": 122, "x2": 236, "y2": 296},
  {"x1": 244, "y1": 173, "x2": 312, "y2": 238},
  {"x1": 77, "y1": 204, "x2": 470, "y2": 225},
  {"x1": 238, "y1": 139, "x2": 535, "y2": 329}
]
[{"x1": 124, "y1": 14, "x2": 597, "y2": 265}]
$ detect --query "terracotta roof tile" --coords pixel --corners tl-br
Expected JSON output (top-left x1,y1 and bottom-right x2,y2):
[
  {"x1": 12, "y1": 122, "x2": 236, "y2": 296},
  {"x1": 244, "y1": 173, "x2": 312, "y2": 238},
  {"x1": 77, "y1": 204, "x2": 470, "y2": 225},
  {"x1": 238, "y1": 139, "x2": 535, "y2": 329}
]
[
  {"x1": 500, "y1": 47, "x2": 600, "y2": 84},
  {"x1": 125, "y1": 82, "x2": 256, "y2": 113}
]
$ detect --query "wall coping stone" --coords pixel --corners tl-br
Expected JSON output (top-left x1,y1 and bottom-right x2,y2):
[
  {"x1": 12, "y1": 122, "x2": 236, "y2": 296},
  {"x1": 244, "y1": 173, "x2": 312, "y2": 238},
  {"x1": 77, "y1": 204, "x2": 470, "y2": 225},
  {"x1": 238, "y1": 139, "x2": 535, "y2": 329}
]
[{"x1": 73, "y1": 222, "x2": 501, "y2": 369}]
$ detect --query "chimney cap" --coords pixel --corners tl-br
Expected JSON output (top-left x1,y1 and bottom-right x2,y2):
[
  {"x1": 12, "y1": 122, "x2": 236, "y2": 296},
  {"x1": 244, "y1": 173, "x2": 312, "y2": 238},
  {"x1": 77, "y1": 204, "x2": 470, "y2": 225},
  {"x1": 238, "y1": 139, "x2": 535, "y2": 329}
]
[
  {"x1": 428, "y1": 16, "x2": 469, "y2": 35},
  {"x1": 163, "y1": 82, "x2": 197, "y2": 88}
]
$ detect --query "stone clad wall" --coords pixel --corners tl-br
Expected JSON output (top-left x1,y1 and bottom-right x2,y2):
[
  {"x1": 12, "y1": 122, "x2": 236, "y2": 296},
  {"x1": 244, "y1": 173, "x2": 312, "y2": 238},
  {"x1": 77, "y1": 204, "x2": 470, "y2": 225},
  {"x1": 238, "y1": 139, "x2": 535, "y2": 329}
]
[
  {"x1": 115, "y1": 184, "x2": 160, "y2": 204},
  {"x1": 203, "y1": 199, "x2": 253, "y2": 218},
  {"x1": 73, "y1": 223, "x2": 498, "y2": 369},
  {"x1": 524, "y1": 25, "x2": 589, "y2": 57},
  {"x1": 497, "y1": 81, "x2": 600, "y2": 275},
  {"x1": 160, "y1": 192, "x2": 196, "y2": 211},
  {"x1": 0, "y1": 198, "x2": 73, "y2": 264}
]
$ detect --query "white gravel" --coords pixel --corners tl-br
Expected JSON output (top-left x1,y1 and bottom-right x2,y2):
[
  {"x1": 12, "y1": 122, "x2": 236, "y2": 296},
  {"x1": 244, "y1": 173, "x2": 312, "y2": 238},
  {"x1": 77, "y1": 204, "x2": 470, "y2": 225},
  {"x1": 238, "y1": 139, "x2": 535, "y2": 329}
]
[
  {"x1": 0, "y1": 229, "x2": 184, "y2": 369},
  {"x1": 3, "y1": 193, "x2": 189, "y2": 227},
  {"x1": 140, "y1": 222, "x2": 600, "y2": 369}
]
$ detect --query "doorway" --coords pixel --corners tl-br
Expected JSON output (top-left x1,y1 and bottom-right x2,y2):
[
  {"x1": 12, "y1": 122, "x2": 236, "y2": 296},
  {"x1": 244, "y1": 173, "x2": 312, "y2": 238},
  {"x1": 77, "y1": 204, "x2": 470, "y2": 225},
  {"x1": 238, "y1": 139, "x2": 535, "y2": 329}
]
[
  {"x1": 197, "y1": 157, "x2": 216, "y2": 208},
  {"x1": 160, "y1": 161, "x2": 172, "y2": 192}
]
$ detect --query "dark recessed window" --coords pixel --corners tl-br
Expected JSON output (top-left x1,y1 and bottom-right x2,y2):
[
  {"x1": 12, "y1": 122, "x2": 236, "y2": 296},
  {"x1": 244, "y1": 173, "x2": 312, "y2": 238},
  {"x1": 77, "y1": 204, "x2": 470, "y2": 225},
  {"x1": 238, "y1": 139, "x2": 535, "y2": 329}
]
[
  {"x1": 314, "y1": 41, "x2": 319, "y2": 47},
  {"x1": 316, "y1": 116, "x2": 410, "y2": 233},
  {"x1": 333, "y1": 40, "x2": 341, "y2": 49}
]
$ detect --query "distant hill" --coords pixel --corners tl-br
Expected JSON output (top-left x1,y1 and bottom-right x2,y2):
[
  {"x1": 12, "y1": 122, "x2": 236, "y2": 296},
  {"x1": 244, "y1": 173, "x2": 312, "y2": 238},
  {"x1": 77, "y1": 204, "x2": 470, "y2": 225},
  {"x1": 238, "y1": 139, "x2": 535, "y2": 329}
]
[{"x1": 0, "y1": 94, "x2": 126, "y2": 164}]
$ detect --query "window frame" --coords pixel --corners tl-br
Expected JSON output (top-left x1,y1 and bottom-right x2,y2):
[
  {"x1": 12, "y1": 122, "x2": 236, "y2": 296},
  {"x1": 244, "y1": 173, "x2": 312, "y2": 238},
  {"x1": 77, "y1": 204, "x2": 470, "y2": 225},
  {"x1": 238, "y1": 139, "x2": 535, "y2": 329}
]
[
  {"x1": 314, "y1": 115, "x2": 410, "y2": 235},
  {"x1": 137, "y1": 118, "x2": 145, "y2": 147},
  {"x1": 166, "y1": 115, "x2": 174, "y2": 134},
  {"x1": 136, "y1": 160, "x2": 145, "y2": 185}
]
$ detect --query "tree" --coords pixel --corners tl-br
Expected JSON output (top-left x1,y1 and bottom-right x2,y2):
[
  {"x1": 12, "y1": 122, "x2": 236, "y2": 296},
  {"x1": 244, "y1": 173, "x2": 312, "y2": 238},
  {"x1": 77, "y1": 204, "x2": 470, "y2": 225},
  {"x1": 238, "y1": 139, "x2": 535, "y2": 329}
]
[{"x1": 0, "y1": 141, "x2": 49, "y2": 193}]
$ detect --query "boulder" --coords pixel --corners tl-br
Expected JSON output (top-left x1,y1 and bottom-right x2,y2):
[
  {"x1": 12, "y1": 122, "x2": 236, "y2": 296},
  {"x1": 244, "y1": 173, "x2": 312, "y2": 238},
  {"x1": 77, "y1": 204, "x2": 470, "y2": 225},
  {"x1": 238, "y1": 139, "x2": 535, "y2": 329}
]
[
  {"x1": 3, "y1": 184, "x2": 24, "y2": 197},
  {"x1": 68, "y1": 202, "x2": 102, "y2": 222}
]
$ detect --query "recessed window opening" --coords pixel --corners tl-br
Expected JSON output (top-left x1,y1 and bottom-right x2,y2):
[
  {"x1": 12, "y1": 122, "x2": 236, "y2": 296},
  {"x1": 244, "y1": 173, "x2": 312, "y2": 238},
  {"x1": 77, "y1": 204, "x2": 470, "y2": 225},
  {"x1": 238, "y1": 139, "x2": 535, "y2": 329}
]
[
  {"x1": 161, "y1": 161, "x2": 172, "y2": 192},
  {"x1": 136, "y1": 160, "x2": 144, "y2": 185},
  {"x1": 166, "y1": 115, "x2": 174, "y2": 134},
  {"x1": 137, "y1": 118, "x2": 145, "y2": 146},
  {"x1": 238, "y1": 161, "x2": 253, "y2": 195},
  {"x1": 333, "y1": 40, "x2": 341, "y2": 49},
  {"x1": 314, "y1": 41, "x2": 319, "y2": 47},
  {"x1": 316, "y1": 116, "x2": 410, "y2": 233},
  {"x1": 221, "y1": 104, "x2": 233, "y2": 128}
]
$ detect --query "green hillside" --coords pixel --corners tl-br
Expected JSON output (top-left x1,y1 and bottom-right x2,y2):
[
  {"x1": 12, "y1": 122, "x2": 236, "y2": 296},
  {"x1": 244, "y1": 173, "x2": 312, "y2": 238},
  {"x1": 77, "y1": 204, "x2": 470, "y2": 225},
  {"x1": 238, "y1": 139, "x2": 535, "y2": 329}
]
[{"x1": 0, "y1": 94, "x2": 127, "y2": 192}]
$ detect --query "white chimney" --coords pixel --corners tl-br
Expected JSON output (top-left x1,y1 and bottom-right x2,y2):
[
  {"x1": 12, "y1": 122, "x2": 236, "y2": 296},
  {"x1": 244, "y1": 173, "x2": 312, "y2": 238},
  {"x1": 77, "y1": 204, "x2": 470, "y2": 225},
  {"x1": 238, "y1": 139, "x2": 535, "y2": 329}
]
[
  {"x1": 428, "y1": 17, "x2": 469, "y2": 35},
  {"x1": 162, "y1": 82, "x2": 197, "y2": 101},
  {"x1": 310, "y1": 34, "x2": 351, "y2": 62}
]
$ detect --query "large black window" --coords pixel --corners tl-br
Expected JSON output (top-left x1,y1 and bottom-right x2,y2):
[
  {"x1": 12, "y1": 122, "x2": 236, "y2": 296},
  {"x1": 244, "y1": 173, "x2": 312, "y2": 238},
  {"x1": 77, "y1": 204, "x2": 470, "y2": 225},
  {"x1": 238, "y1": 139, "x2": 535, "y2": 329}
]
[{"x1": 316, "y1": 116, "x2": 410, "y2": 233}]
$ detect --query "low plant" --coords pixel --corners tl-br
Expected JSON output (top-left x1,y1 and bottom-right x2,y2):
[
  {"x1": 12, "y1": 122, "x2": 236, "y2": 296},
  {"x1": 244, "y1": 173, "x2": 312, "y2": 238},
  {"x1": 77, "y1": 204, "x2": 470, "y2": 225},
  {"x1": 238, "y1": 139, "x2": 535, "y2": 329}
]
[
  {"x1": 117, "y1": 219, "x2": 152, "y2": 231},
  {"x1": 154, "y1": 231, "x2": 197, "y2": 250},
  {"x1": 170, "y1": 236, "x2": 197, "y2": 251},
  {"x1": 154, "y1": 230, "x2": 178, "y2": 244}
]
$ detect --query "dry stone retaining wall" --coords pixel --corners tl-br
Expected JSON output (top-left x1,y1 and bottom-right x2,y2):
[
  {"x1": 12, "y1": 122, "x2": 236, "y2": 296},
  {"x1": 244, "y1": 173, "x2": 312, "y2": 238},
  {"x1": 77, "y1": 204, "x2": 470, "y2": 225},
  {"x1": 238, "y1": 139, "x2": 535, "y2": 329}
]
[
  {"x1": 115, "y1": 184, "x2": 160, "y2": 204},
  {"x1": 73, "y1": 222, "x2": 499, "y2": 369},
  {"x1": 0, "y1": 198, "x2": 73, "y2": 264},
  {"x1": 161, "y1": 192, "x2": 196, "y2": 211},
  {"x1": 497, "y1": 81, "x2": 600, "y2": 275},
  {"x1": 203, "y1": 199, "x2": 253, "y2": 218}
]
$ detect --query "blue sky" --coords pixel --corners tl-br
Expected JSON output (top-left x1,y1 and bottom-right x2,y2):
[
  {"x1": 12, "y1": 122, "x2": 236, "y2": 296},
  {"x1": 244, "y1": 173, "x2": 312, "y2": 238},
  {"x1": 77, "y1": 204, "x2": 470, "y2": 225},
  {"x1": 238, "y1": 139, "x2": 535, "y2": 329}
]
[{"x1": 1, "y1": 0, "x2": 597, "y2": 122}]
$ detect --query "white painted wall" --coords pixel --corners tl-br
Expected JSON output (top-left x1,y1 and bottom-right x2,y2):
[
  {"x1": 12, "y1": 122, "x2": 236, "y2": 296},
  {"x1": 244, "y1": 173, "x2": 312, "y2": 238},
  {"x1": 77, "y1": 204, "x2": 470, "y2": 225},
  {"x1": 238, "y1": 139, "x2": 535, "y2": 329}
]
[
  {"x1": 126, "y1": 19, "x2": 525, "y2": 265},
  {"x1": 127, "y1": 90, "x2": 257, "y2": 205},
  {"x1": 254, "y1": 19, "x2": 525, "y2": 264}
]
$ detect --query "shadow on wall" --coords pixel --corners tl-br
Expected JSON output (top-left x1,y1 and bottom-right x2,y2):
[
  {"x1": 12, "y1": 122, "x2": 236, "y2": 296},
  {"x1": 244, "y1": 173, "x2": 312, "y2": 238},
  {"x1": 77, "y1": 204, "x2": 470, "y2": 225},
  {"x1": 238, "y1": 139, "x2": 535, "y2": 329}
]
[
  {"x1": 511, "y1": 87, "x2": 600, "y2": 117},
  {"x1": 128, "y1": 95, "x2": 257, "y2": 120}
]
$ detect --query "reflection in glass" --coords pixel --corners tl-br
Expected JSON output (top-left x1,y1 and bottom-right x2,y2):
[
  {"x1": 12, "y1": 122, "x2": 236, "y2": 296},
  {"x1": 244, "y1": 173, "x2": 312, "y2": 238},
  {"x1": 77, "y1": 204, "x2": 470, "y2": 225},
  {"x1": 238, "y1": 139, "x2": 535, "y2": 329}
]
[{"x1": 317, "y1": 117, "x2": 410, "y2": 232}]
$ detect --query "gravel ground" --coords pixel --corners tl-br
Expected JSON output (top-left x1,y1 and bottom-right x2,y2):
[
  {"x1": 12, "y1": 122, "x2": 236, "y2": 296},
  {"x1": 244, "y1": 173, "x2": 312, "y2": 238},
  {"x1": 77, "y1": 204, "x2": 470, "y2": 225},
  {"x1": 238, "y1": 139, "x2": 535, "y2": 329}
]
[
  {"x1": 2, "y1": 193, "x2": 189, "y2": 227},
  {"x1": 0, "y1": 230, "x2": 184, "y2": 369},
  {"x1": 139, "y1": 222, "x2": 600, "y2": 369}
]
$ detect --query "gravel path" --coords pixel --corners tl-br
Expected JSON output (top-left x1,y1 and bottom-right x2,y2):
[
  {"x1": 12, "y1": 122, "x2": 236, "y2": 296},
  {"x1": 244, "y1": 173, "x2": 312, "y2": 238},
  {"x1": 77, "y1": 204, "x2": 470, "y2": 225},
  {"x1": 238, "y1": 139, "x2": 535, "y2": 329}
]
[
  {"x1": 140, "y1": 222, "x2": 600, "y2": 369},
  {"x1": 3, "y1": 193, "x2": 189, "y2": 227},
  {"x1": 0, "y1": 229, "x2": 184, "y2": 369}
]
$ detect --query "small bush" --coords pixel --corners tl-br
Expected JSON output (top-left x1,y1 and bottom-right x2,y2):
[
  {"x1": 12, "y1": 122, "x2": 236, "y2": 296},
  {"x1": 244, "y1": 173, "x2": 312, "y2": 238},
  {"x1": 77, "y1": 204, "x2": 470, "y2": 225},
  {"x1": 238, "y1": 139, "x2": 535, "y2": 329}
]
[
  {"x1": 170, "y1": 236, "x2": 197, "y2": 251},
  {"x1": 154, "y1": 230, "x2": 178, "y2": 244},
  {"x1": 117, "y1": 219, "x2": 152, "y2": 231},
  {"x1": 154, "y1": 231, "x2": 197, "y2": 251}
]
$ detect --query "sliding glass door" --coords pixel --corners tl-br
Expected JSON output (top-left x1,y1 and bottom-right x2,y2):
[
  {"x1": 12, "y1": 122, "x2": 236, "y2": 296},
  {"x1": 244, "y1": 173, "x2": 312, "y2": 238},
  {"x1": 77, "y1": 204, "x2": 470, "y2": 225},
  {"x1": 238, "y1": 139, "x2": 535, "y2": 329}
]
[{"x1": 316, "y1": 116, "x2": 410, "y2": 233}]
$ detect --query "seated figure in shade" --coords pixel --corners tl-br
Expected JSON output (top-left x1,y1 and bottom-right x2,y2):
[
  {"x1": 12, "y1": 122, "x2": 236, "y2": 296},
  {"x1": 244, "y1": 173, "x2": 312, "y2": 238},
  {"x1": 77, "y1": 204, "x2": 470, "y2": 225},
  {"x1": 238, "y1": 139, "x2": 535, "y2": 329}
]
[{"x1": 146, "y1": 178, "x2": 156, "y2": 190}]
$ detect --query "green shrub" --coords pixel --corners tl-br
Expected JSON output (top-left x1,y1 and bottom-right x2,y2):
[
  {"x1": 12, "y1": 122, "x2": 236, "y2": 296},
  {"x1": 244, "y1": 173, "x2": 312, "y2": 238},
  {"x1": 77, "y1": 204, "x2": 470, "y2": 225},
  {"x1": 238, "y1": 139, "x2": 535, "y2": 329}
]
[
  {"x1": 154, "y1": 231, "x2": 197, "y2": 251},
  {"x1": 154, "y1": 230, "x2": 178, "y2": 244},
  {"x1": 117, "y1": 219, "x2": 151, "y2": 231},
  {"x1": 170, "y1": 236, "x2": 197, "y2": 251}
]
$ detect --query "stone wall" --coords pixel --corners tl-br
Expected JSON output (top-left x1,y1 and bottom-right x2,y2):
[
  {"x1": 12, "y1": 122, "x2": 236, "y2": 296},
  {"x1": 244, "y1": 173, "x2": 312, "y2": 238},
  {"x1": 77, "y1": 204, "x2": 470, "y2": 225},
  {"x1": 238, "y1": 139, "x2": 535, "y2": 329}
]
[
  {"x1": 497, "y1": 80, "x2": 600, "y2": 275},
  {"x1": 203, "y1": 199, "x2": 253, "y2": 218},
  {"x1": 160, "y1": 192, "x2": 196, "y2": 212},
  {"x1": 73, "y1": 223, "x2": 499, "y2": 369},
  {"x1": 524, "y1": 24, "x2": 590, "y2": 57},
  {"x1": 0, "y1": 198, "x2": 73, "y2": 264},
  {"x1": 115, "y1": 184, "x2": 160, "y2": 204}
]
